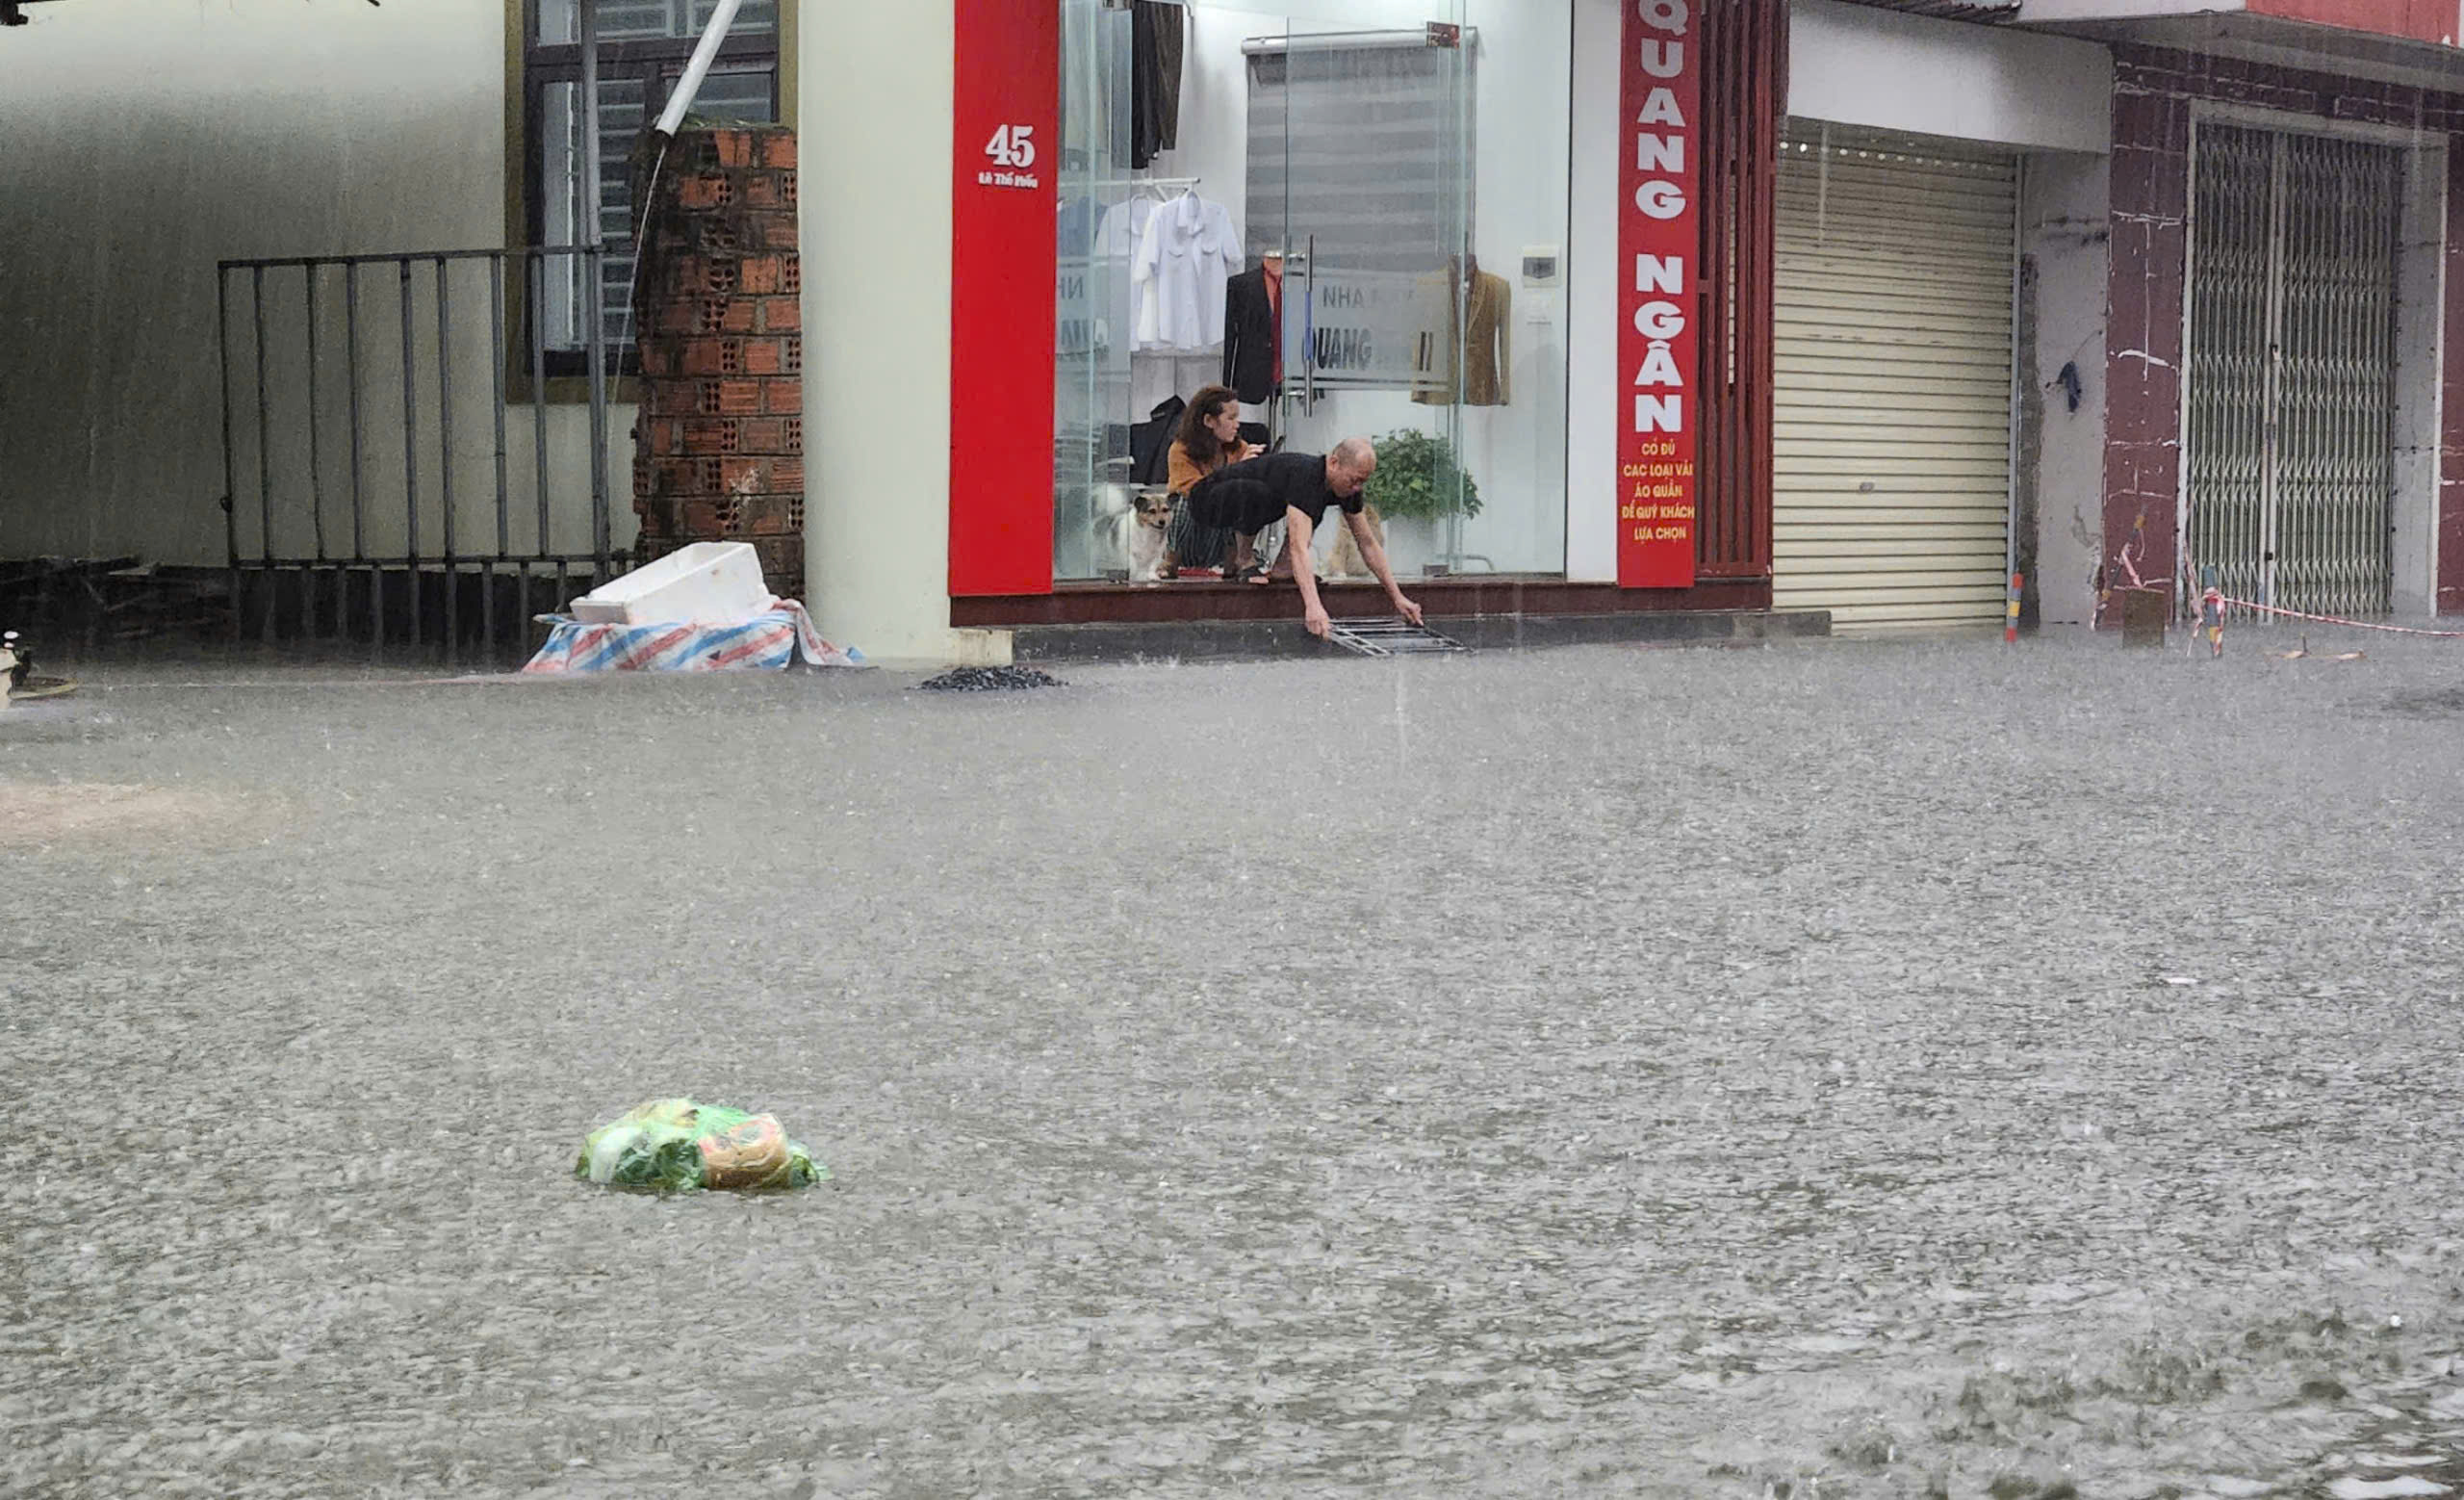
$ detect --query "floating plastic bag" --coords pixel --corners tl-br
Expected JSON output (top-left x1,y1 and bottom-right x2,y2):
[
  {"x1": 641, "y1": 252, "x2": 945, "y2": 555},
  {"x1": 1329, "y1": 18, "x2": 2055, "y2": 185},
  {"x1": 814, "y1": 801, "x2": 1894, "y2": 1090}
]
[{"x1": 576, "y1": 1099, "x2": 827, "y2": 1192}]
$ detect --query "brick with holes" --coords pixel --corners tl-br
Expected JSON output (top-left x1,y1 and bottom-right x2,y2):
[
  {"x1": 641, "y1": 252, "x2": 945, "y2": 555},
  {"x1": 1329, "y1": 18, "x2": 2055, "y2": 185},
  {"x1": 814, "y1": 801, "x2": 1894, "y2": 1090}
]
[{"x1": 739, "y1": 255, "x2": 784, "y2": 297}]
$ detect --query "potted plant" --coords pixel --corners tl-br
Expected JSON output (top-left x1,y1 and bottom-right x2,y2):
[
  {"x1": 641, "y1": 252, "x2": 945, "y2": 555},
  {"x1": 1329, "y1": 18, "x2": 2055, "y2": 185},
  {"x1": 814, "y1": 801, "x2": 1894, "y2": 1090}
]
[{"x1": 1364, "y1": 427, "x2": 1482, "y2": 523}]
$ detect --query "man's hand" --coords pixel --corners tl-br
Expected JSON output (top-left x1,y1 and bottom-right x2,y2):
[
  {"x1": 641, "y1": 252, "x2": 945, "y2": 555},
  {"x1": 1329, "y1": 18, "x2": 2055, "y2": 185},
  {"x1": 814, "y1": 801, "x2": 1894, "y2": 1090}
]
[
  {"x1": 1393, "y1": 594, "x2": 1424, "y2": 628},
  {"x1": 1305, "y1": 604, "x2": 1332, "y2": 638}
]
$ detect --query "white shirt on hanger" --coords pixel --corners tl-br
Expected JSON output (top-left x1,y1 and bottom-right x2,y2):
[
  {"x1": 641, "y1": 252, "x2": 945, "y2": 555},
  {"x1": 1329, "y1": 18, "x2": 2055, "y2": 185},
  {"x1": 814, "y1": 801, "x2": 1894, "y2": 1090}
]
[
  {"x1": 1133, "y1": 191, "x2": 1242, "y2": 352},
  {"x1": 1094, "y1": 196, "x2": 1155, "y2": 260},
  {"x1": 1089, "y1": 197, "x2": 1159, "y2": 353}
]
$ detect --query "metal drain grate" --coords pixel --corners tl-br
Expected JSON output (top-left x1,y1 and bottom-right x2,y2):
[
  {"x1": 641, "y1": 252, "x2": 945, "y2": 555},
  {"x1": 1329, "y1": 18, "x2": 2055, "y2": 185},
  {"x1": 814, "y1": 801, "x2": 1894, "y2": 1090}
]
[{"x1": 1324, "y1": 618, "x2": 1471, "y2": 657}]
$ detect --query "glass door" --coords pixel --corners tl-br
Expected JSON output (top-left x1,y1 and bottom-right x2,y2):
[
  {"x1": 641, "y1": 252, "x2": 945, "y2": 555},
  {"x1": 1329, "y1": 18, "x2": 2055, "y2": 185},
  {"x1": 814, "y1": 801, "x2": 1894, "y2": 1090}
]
[
  {"x1": 1051, "y1": 0, "x2": 1135, "y2": 582},
  {"x1": 1050, "y1": 1, "x2": 1479, "y2": 583},
  {"x1": 1260, "y1": 10, "x2": 1471, "y2": 578}
]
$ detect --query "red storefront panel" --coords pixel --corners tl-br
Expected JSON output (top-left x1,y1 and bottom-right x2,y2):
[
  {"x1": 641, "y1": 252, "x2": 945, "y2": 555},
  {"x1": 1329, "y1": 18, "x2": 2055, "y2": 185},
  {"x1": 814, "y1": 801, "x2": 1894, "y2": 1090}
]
[{"x1": 949, "y1": 0, "x2": 1060, "y2": 597}]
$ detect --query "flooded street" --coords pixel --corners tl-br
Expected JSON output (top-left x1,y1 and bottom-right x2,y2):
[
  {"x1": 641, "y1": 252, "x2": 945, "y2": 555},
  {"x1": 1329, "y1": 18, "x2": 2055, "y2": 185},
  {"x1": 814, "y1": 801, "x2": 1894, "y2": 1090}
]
[{"x1": 6, "y1": 634, "x2": 2464, "y2": 1498}]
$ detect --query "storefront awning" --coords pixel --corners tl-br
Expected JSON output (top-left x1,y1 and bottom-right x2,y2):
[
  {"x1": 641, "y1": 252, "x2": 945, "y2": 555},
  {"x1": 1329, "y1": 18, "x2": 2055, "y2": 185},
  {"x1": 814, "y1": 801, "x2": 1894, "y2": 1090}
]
[
  {"x1": 1828, "y1": 0, "x2": 2024, "y2": 21},
  {"x1": 2018, "y1": 2, "x2": 2464, "y2": 92}
]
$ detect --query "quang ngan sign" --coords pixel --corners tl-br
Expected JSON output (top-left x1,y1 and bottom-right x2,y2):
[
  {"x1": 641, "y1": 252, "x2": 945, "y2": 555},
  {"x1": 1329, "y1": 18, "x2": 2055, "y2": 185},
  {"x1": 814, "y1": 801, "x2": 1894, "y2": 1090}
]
[{"x1": 1617, "y1": 0, "x2": 1699, "y2": 589}]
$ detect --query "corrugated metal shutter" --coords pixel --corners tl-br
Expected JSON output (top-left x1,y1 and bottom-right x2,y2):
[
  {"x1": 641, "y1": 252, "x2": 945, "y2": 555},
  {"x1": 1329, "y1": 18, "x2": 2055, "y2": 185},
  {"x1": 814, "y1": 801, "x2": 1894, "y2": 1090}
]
[{"x1": 1774, "y1": 123, "x2": 2016, "y2": 633}]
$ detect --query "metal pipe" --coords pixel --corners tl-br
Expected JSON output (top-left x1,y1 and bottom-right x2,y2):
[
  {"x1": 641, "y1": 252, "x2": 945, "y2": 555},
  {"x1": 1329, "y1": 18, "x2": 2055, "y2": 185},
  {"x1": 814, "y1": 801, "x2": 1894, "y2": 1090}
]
[
  {"x1": 585, "y1": 242, "x2": 613, "y2": 582},
  {"x1": 218, "y1": 268, "x2": 241, "y2": 642},
  {"x1": 2005, "y1": 155, "x2": 2026, "y2": 603},
  {"x1": 346, "y1": 262, "x2": 367, "y2": 562},
  {"x1": 530, "y1": 252, "x2": 552, "y2": 561},
  {"x1": 400, "y1": 257, "x2": 422, "y2": 649},
  {"x1": 580, "y1": 0, "x2": 603, "y2": 253},
  {"x1": 654, "y1": 0, "x2": 744, "y2": 138},
  {"x1": 1241, "y1": 27, "x2": 1480, "y2": 56},
  {"x1": 252, "y1": 265, "x2": 275, "y2": 641},
  {"x1": 577, "y1": 0, "x2": 608, "y2": 602},
  {"x1": 490, "y1": 253, "x2": 510, "y2": 658},
  {"x1": 438, "y1": 256, "x2": 458, "y2": 660},
  {"x1": 302, "y1": 270, "x2": 325, "y2": 639},
  {"x1": 2179, "y1": 114, "x2": 2203, "y2": 614},
  {"x1": 2263, "y1": 130, "x2": 2287, "y2": 611},
  {"x1": 198, "y1": 553, "x2": 600, "y2": 568},
  {"x1": 223, "y1": 246, "x2": 609, "y2": 271},
  {"x1": 306, "y1": 267, "x2": 328, "y2": 579},
  {"x1": 355, "y1": 258, "x2": 376, "y2": 657}
]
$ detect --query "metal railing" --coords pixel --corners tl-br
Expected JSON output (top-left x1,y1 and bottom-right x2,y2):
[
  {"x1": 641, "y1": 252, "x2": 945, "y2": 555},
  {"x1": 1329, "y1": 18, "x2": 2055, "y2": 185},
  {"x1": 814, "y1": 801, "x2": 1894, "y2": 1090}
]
[{"x1": 217, "y1": 245, "x2": 628, "y2": 661}]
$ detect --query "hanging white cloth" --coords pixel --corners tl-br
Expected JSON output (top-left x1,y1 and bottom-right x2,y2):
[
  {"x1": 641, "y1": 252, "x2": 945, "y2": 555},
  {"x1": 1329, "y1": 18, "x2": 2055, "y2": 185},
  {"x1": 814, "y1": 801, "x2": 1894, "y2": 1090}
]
[
  {"x1": 1132, "y1": 191, "x2": 1242, "y2": 352},
  {"x1": 1091, "y1": 196, "x2": 1159, "y2": 351}
]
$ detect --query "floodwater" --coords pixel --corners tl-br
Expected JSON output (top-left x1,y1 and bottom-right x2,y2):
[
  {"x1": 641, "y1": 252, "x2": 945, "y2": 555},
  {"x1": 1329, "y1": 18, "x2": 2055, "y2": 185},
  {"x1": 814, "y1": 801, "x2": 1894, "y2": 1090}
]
[{"x1": 6, "y1": 633, "x2": 2464, "y2": 1498}]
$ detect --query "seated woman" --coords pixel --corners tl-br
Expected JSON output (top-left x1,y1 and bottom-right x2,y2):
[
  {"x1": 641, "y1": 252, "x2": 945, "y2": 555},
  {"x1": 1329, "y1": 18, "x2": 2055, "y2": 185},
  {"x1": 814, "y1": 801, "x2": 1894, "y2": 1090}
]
[{"x1": 1164, "y1": 384, "x2": 1265, "y2": 582}]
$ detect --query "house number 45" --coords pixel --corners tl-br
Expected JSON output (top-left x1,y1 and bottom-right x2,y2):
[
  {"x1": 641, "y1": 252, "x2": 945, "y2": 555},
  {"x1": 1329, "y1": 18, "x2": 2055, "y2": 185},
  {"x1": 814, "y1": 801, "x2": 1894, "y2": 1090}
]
[{"x1": 985, "y1": 124, "x2": 1038, "y2": 169}]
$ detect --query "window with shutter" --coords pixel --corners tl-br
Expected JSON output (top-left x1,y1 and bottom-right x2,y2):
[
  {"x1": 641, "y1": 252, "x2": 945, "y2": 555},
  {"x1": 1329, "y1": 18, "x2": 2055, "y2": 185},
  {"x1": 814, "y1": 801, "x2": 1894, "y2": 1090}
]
[
  {"x1": 1244, "y1": 37, "x2": 1476, "y2": 277},
  {"x1": 519, "y1": 0, "x2": 783, "y2": 375}
]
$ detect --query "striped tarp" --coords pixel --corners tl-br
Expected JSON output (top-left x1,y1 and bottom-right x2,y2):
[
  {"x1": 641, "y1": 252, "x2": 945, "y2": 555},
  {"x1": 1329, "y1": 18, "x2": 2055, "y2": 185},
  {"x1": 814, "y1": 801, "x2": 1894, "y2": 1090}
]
[{"x1": 521, "y1": 599, "x2": 862, "y2": 674}]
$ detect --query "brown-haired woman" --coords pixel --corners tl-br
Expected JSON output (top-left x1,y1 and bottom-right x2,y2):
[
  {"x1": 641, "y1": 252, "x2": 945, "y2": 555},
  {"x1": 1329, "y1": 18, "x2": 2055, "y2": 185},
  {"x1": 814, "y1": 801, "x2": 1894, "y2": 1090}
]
[{"x1": 1166, "y1": 384, "x2": 1262, "y2": 581}]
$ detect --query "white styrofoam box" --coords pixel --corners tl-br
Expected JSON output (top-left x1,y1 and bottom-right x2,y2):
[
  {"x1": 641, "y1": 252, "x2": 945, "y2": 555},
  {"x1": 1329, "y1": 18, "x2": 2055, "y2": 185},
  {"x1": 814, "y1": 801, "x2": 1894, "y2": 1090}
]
[{"x1": 571, "y1": 542, "x2": 772, "y2": 626}]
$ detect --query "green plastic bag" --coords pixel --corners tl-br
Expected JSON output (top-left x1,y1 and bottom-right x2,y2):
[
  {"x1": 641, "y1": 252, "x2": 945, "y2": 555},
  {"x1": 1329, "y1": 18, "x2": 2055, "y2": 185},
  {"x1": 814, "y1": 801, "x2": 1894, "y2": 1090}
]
[{"x1": 576, "y1": 1099, "x2": 828, "y2": 1192}]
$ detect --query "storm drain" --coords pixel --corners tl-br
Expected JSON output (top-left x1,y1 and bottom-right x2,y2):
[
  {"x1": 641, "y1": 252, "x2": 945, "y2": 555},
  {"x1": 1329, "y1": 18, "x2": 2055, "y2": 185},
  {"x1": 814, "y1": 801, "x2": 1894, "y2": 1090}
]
[{"x1": 1324, "y1": 619, "x2": 1471, "y2": 658}]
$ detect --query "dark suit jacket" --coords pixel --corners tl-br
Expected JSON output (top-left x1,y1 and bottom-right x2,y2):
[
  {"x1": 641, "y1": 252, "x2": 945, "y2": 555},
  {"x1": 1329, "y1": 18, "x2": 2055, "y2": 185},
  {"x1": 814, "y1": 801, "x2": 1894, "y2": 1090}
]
[{"x1": 1221, "y1": 266, "x2": 1280, "y2": 405}]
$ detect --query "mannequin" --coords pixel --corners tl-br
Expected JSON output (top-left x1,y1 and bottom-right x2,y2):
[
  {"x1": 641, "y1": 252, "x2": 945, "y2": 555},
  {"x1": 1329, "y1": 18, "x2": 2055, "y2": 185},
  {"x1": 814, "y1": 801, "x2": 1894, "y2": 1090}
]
[
  {"x1": 1412, "y1": 253, "x2": 1511, "y2": 408},
  {"x1": 1222, "y1": 250, "x2": 1285, "y2": 446}
]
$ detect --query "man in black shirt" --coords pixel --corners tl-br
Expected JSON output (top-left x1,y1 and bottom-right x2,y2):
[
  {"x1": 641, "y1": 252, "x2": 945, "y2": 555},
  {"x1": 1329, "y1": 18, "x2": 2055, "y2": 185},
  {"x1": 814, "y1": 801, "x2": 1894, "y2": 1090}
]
[{"x1": 1186, "y1": 439, "x2": 1425, "y2": 638}]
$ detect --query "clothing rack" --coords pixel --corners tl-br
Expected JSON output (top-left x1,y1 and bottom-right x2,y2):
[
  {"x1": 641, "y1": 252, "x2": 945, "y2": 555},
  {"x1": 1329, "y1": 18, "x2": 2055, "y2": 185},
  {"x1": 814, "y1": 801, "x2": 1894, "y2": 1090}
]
[{"x1": 1079, "y1": 175, "x2": 1202, "y2": 194}]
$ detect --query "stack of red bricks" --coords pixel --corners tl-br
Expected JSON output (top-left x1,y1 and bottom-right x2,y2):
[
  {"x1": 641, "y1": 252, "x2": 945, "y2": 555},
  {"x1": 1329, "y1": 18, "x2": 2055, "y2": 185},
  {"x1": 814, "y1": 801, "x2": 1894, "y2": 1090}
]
[{"x1": 631, "y1": 126, "x2": 805, "y2": 603}]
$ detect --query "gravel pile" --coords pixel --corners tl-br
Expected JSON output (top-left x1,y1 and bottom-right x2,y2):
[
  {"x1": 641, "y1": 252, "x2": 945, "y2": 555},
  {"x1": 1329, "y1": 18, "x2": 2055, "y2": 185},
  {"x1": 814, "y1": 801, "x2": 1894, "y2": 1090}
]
[{"x1": 918, "y1": 664, "x2": 1064, "y2": 691}]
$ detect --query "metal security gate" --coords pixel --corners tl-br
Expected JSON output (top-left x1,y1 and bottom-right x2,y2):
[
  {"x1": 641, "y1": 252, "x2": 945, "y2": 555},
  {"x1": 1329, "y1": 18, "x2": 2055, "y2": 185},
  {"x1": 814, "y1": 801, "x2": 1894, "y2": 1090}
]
[
  {"x1": 1773, "y1": 124, "x2": 2018, "y2": 633},
  {"x1": 218, "y1": 246, "x2": 626, "y2": 663},
  {"x1": 2185, "y1": 125, "x2": 2400, "y2": 617}
]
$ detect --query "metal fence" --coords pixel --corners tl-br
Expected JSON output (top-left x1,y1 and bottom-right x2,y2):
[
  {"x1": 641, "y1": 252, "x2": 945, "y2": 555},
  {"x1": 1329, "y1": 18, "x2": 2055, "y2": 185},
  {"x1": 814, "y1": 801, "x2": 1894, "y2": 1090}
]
[{"x1": 218, "y1": 246, "x2": 629, "y2": 661}]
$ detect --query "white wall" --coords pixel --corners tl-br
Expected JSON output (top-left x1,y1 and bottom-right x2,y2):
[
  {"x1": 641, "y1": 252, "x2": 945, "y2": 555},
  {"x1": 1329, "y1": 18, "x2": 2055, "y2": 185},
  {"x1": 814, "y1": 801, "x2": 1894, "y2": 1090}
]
[
  {"x1": 800, "y1": 0, "x2": 970, "y2": 664},
  {"x1": 1140, "y1": 0, "x2": 1574, "y2": 576},
  {"x1": 2024, "y1": 152, "x2": 2113, "y2": 627},
  {"x1": 1566, "y1": 0, "x2": 1620, "y2": 582},
  {"x1": 0, "y1": 0, "x2": 635, "y2": 574},
  {"x1": 2393, "y1": 138, "x2": 2448, "y2": 618},
  {"x1": 0, "y1": 0, "x2": 632, "y2": 569},
  {"x1": 1791, "y1": 0, "x2": 2114, "y2": 155}
]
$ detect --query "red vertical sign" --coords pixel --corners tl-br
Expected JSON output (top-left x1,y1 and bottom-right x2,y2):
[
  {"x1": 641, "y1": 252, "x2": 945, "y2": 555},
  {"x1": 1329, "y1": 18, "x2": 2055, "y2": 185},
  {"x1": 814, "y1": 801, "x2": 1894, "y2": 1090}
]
[
  {"x1": 1617, "y1": 0, "x2": 1700, "y2": 590},
  {"x1": 950, "y1": 0, "x2": 1059, "y2": 597}
]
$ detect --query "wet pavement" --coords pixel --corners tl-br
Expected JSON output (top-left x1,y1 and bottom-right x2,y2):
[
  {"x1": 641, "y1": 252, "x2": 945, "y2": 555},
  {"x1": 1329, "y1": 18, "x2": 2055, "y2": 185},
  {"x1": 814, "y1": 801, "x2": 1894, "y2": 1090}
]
[{"x1": 5, "y1": 631, "x2": 2464, "y2": 1498}]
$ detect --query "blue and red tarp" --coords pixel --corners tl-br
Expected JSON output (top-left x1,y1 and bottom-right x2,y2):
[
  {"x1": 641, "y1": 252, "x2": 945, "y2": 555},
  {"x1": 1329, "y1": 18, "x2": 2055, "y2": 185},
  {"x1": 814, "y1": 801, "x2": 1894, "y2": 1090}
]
[{"x1": 522, "y1": 599, "x2": 862, "y2": 675}]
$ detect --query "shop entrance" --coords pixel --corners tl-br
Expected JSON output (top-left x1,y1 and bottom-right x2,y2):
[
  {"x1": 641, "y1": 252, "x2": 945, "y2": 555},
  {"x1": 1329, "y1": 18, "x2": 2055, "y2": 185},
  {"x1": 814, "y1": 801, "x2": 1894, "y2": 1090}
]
[
  {"x1": 2184, "y1": 123, "x2": 2401, "y2": 619},
  {"x1": 1054, "y1": 2, "x2": 1564, "y2": 588},
  {"x1": 1771, "y1": 123, "x2": 2019, "y2": 634}
]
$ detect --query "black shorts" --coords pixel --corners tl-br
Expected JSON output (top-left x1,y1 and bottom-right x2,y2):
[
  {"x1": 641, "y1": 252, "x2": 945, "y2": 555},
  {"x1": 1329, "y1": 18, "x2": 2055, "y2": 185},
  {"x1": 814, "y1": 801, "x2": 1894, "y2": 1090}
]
[{"x1": 1186, "y1": 477, "x2": 1288, "y2": 537}]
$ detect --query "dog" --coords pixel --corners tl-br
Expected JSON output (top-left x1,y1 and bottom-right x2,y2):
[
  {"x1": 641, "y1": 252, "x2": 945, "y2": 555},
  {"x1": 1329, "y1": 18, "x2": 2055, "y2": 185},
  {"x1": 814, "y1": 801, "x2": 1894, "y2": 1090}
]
[{"x1": 1323, "y1": 504, "x2": 1386, "y2": 581}]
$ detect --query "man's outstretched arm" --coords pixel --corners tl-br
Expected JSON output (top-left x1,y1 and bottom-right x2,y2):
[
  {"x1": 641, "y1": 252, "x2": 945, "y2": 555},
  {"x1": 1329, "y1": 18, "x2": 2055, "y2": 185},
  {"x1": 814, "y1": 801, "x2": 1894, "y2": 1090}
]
[
  {"x1": 1286, "y1": 506, "x2": 1331, "y2": 638},
  {"x1": 1348, "y1": 510, "x2": 1424, "y2": 627}
]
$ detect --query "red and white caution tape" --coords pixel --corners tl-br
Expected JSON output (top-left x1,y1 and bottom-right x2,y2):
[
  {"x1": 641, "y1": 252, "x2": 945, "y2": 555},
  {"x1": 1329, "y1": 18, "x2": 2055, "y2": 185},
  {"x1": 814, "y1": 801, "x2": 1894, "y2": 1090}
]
[{"x1": 2220, "y1": 598, "x2": 2464, "y2": 639}]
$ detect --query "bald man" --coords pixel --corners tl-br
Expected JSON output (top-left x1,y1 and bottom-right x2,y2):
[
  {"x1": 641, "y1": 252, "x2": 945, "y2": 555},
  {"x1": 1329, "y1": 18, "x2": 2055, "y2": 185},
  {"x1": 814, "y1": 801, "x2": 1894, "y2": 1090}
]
[{"x1": 1186, "y1": 438, "x2": 1425, "y2": 639}]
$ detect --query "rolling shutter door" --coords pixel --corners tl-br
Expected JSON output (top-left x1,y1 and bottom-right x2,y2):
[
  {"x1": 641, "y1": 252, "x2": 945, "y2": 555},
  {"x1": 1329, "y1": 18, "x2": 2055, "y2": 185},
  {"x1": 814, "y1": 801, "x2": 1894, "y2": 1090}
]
[{"x1": 1774, "y1": 124, "x2": 2017, "y2": 634}]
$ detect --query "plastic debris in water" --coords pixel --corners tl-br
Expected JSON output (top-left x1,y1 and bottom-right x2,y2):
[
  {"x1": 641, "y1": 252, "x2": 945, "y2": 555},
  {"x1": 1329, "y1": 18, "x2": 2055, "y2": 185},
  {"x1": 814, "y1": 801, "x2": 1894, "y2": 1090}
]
[
  {"x1": 576, "y1": 1099, "x2": 828, "y2": 1192},
  {"x1": 2, "y1": 631, "x2": 76, "y2": 704}
]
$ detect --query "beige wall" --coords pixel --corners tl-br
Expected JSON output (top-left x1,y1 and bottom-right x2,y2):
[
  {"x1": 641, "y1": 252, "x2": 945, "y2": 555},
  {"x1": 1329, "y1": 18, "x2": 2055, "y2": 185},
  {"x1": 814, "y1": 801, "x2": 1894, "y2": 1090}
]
[
  {"x1": 799, "y1": 0, "x2": 981, "y2": 664},
  {"x1": 0, "y1": 0, "x2": 627, "y2": 568}
]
